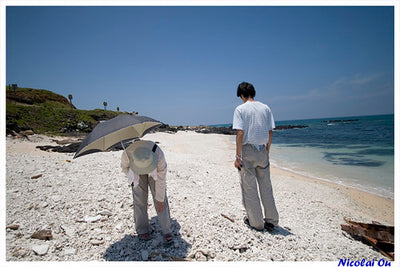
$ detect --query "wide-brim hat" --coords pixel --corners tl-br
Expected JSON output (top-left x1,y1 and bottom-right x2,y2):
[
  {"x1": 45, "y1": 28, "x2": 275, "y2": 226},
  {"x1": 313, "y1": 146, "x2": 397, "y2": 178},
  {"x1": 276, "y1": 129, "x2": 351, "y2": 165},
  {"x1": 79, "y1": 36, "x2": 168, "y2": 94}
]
[{"x1": 128, "y1": 140, "x2": 158, "y2": 175}]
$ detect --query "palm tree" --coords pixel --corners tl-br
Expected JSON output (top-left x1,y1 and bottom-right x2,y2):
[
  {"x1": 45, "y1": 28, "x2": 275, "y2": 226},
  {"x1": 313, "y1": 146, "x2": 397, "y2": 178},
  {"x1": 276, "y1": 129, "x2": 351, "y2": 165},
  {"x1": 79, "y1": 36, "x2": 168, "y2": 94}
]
[
  {"x1": 103, "y1": 101, "x2": 108, "y2": 110},
  {"x1": 68, "y1": 94, "x2": 73, "y2": 104}
]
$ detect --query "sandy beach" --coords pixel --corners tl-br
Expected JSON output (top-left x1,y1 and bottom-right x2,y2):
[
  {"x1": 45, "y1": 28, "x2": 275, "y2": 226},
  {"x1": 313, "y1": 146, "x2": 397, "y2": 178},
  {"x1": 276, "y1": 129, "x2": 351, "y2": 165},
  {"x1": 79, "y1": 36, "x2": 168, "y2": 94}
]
[{"x1": 4, "y1": 131, "x2": 394, "y2": 262}]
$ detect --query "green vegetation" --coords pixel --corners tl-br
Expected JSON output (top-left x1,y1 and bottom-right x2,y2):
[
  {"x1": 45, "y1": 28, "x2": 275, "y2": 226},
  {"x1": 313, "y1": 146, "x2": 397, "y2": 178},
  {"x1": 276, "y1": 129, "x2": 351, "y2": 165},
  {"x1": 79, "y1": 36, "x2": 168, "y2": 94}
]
[{"x1": 6, "y1": 87, "x2": 124, "y2": 136}]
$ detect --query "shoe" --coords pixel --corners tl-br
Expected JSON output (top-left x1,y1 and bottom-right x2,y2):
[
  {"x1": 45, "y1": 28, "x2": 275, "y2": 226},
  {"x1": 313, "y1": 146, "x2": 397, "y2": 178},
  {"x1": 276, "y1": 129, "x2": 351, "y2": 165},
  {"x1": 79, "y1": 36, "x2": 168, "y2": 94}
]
[
  {"x1": 138, "y1": 232, "x2": 152, "y2": 241},
  {"x1": 138, "y1": 233, "x2": 151, "y2": 241},
  {"x1": 264, "y1": 221, "x2": 275, "y2": 232},
  {"x1": 243, "y1": 217, "x2": 264, "y2": 232},
  {"x1": 163, "y1": 233, "x2": 173, "y2": 244}
]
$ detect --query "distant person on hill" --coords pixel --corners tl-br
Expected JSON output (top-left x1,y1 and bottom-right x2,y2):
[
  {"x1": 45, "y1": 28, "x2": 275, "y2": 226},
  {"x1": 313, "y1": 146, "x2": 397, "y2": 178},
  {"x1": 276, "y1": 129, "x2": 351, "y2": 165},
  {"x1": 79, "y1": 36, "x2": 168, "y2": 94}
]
[
  {"x1": 121, "y1": 139, "x2": 173, "y2": 243},
  {"x1": 232, "y1": 81, "x2": 279, "y2": 232}
]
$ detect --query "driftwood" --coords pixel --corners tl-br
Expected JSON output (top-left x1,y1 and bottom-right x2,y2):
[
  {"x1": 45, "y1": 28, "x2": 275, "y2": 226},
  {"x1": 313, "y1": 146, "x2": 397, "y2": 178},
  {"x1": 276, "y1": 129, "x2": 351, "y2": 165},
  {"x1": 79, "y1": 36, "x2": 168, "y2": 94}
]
[
  {"x1": 341, "y1": 218, "x2": 394, "y2": 261},
  {"x1": 31, "y1": 174, "x2": 43, "y2": 179},
  {"x1": 221, "y1": 213, "x2": 235, "y2": 223},
  {"x1": 6, "y1": 224, "x2": 20, "y2": 230}
]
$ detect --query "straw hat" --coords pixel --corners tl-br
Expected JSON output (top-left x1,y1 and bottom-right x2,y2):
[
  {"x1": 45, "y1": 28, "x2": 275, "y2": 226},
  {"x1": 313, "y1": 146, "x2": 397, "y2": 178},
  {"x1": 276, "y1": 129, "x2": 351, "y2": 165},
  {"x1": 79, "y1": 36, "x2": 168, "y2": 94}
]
[{"x1": 128, "y1": 140, "x2": 158, "y2": 175}]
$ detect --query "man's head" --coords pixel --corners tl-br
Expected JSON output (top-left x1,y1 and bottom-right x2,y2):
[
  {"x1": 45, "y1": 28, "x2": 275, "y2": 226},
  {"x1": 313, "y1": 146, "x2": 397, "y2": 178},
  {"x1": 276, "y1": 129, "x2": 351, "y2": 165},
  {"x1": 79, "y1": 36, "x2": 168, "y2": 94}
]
[{"x1": 237, "y1": 82, "x2": 256, "y2": 99}]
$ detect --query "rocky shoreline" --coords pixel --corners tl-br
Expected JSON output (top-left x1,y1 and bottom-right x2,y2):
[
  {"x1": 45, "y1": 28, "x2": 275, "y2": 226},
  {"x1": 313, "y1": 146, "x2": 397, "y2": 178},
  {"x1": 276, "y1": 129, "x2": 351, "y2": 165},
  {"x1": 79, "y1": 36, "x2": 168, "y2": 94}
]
[
  {"x1": 12, "y1": 124, "x2": 309, "y2": 154},
  {"x1": 157, "y1": 124, "x2": 308, "y2": 135}
]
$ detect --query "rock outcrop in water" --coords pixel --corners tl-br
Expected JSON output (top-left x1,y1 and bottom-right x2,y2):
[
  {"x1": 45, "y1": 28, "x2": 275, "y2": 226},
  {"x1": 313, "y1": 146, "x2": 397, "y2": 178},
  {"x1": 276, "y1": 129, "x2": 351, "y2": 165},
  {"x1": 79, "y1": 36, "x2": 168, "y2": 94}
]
[
  {"x1": 322, "y1": 119, "x2": 359, "y2": 123},
  {"x1": 274, "y1": 125, "x2": 308, "y2": 130}
]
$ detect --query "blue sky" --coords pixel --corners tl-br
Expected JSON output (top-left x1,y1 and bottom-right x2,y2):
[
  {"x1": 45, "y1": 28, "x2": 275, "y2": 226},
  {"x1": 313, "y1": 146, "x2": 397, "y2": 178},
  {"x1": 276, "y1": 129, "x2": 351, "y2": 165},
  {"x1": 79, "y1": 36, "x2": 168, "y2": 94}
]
[{"x1": 5, "y1": 5, "x2": 395, "y2": 125}]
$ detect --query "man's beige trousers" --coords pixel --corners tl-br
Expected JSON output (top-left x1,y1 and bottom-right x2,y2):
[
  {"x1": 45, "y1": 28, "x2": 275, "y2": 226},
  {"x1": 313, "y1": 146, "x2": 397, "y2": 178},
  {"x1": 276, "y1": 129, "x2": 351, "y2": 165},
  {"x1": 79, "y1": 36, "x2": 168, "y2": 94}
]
[
  {"x1": 131, "y1": 174, "x2": 172, "y2": 235},
  {"x1": 239, "y1": 144, "x2": 279, "y2": 230}
]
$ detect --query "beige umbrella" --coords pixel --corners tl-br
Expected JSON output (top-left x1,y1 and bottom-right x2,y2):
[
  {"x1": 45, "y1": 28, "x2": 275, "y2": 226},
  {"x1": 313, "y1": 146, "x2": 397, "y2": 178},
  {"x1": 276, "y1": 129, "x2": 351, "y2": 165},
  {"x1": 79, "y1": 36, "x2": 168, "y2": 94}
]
[{"x1": 73, "y1": 114, "x2": 162, "y2": 159}]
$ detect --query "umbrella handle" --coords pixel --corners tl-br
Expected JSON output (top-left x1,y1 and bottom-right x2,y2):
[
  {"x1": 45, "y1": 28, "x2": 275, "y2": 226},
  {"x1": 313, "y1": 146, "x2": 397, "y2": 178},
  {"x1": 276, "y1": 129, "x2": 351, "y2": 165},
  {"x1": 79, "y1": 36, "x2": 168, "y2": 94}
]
[{"x1": 120, "y1": 141, "x2": 129, "y2": 158}]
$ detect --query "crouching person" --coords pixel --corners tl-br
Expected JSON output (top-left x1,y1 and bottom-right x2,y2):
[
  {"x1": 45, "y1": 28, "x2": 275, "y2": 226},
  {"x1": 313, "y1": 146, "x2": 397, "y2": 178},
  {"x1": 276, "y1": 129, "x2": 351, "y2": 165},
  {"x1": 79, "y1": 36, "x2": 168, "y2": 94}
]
[{"x1": 121, "y1": 139, "x2": 173, "y2": 243}]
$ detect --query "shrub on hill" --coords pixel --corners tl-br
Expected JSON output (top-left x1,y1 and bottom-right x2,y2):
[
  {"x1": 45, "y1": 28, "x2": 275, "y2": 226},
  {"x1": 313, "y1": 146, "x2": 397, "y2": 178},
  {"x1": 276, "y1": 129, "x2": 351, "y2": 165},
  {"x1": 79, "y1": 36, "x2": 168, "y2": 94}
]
[{"x1": 6, "y1": 87, "x2": 121, "y2": 136}]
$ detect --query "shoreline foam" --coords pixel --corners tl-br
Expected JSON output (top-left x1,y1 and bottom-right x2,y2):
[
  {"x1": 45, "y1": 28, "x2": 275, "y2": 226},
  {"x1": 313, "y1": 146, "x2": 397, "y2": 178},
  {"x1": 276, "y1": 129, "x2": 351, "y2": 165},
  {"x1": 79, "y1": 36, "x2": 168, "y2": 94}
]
[{"x1": 271, "y1": 161, "x2": 394, "y2": 201}]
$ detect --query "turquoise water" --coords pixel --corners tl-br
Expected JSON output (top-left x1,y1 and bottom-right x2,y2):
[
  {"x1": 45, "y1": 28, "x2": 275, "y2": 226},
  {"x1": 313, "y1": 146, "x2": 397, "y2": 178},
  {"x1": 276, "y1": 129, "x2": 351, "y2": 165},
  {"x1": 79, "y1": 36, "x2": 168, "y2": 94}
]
[{"x1": 218, "y1": 114, "x2": 394, "y2": 198}]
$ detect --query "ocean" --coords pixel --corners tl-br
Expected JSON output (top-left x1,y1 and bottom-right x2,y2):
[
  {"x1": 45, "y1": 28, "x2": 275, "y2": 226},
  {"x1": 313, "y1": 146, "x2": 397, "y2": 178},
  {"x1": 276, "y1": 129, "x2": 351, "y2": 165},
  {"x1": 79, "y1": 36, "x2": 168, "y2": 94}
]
[{"x1": 215, "y1": 114, "x2": 394, "y2": 199}]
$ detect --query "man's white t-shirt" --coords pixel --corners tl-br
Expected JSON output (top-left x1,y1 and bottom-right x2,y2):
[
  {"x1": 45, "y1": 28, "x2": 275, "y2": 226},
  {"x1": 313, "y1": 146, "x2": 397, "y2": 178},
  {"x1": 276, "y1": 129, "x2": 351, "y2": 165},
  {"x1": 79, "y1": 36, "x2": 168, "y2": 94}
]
[{"x1": 232, "y1": 101, "x2": 275, "y2": 145}]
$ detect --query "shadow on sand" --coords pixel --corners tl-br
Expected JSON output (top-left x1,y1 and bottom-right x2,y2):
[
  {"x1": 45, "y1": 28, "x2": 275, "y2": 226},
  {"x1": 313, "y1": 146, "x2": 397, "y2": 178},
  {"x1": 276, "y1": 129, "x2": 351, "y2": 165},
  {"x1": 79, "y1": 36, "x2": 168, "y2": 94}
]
[
  {"x1": 103, "y1": 218, "x2": 191, "y2": 261},
  {"x1": 271, "y1": 226, "x2": 294, "y2": 236},
  {"x1": 244, "y1": 222, "x2": 294, "y2": 236}
]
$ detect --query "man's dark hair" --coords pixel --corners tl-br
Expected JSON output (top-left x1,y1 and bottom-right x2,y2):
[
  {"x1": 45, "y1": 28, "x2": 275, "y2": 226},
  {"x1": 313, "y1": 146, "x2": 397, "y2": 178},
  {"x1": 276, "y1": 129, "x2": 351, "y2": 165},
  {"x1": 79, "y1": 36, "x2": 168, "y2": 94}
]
[{"x1": 237, "y1": 82, "x2": 256, "y2": 98}]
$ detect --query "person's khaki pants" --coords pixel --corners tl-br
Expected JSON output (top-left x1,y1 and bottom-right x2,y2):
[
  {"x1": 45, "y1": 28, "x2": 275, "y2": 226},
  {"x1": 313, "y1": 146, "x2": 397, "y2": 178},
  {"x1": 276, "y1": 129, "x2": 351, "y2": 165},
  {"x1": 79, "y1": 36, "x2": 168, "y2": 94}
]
[
  {"x1": 239, "y1": 144, "x2": 279, "y2": 230},
  {"x1": 131, "y1": 174, "x2": 172, "y2": 235}
]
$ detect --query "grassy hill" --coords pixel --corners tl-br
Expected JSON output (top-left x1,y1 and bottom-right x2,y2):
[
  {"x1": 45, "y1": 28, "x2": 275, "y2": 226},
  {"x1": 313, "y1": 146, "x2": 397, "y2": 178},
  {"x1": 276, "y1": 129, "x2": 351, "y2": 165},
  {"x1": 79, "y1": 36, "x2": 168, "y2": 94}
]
[{"x1": 6, "y1": 87, "x2": 124, "y2": 136}]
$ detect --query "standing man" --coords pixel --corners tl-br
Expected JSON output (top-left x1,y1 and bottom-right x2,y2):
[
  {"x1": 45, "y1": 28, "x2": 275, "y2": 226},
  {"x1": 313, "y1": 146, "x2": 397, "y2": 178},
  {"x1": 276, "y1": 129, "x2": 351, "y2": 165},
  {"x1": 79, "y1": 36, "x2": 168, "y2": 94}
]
[
  {"x1": 232, "y1": 81, "x2": 279, "y2": 232},
  {"x1": 121, "y1": 139, "x2": 173, "y2": 243}
]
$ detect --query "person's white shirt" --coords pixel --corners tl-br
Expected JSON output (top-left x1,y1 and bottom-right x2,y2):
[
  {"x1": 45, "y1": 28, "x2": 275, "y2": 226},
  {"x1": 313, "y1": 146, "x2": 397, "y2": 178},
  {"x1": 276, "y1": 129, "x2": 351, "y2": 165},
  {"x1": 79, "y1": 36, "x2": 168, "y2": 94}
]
[{"x1": 232, "y1": 101, "x2": 275, "y2": 145}]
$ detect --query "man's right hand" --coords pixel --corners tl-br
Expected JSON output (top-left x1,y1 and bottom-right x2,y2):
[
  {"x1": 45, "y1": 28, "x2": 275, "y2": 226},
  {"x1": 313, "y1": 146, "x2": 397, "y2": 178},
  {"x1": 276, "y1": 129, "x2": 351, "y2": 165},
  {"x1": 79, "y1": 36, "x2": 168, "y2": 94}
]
[{"x1": 234, "y1": 158, "x2": 242, "y2": 171}]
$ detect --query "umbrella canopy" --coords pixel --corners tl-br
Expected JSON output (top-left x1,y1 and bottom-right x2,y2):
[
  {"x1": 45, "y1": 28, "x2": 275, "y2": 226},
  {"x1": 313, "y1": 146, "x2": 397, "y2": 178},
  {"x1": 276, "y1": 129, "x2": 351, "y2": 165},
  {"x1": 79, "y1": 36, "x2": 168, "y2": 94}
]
[{"x1": 73, "y1": 114, "x2": 162, "y2": 159}]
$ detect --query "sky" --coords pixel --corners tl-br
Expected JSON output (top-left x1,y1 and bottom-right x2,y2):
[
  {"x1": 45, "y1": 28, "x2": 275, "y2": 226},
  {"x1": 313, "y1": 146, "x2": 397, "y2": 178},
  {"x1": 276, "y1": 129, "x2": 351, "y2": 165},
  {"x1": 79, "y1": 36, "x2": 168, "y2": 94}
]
[{"x1": 4, "y1": 4, "x2": 396, "y2": 126}]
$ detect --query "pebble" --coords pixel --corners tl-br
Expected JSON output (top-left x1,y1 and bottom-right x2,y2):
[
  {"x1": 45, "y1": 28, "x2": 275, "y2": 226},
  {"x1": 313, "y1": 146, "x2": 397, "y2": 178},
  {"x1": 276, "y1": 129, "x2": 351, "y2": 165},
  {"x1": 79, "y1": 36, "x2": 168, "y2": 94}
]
[
  {"x1": 194, "y1": 251, "x2": 207, "y2": 261},
  {"x1": 151, "y1": 238, "x2": 161, "y2": 248},
  {"x1": 90, "y1": 239, "x2": 105, "y2": 245},
  {"x1": 84, "y1": 215, "x2": 102, "y2": 223},
  {"x1": 32, "y1": 244, "x2": 49, "y2": 256},
  {"x1": 31, "y1": 230, "x2": 53, "y2": 240},
  {"x1": 64, "y1": 248, "x2": 76, "y2": 256},
  {"x1": 99, "y1": 210, "x2": 112, "y2": 216},
  {"x1": 115, "y1": 222, "x2": 124, "y2": 231},
  {"x1": 140, "y1": 249, "x2": 149, "y2": 260}
]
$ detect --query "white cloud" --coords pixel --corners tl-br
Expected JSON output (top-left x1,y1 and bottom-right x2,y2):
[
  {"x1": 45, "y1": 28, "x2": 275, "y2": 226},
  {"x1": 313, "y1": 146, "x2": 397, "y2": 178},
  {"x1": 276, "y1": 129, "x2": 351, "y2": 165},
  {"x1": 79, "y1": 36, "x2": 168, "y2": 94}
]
[
  {"x1": 350, "y1": 73, "x2": 382, "y2": 85},
  {"x1": 270, "y1": 72, "x2": 386, "y2": 104},
  {"x1": 267, "y1": 72, "x2": 393, "y2": 120}
]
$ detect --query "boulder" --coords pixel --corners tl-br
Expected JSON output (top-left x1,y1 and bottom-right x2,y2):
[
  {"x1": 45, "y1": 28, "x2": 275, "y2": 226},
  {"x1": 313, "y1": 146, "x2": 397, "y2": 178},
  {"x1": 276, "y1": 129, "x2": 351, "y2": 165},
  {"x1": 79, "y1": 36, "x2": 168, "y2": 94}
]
[
  {"x1": 20, "y1": 130, "x2": 35, "y2": 135},
  {"x1": 31, "y1": 229, "x2": 53, "y2": 240}
]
